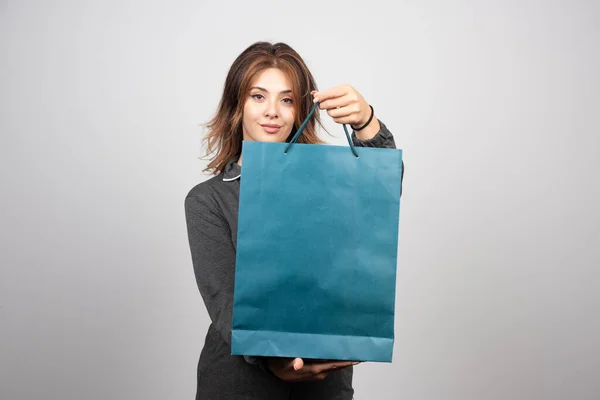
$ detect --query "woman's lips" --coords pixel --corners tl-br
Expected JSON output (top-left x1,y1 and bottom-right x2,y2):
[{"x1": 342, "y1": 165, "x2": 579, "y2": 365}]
[{"x1": 261, "y1": 125, "x2": 281, "y2": 134}]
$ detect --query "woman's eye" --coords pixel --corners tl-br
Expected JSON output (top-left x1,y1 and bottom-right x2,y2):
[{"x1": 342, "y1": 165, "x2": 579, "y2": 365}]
[
  {"x1": 282, "y1": 98, "x2": 293, "y2": 104},
  {"x1": 251, "y1": 94, "x2": 264, "y2": 100}
]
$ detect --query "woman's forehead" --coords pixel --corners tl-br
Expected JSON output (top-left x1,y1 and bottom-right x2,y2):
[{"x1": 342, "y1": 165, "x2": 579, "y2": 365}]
[{"x1": 250, "y1": 68, "x2": 293, "y2": 92}]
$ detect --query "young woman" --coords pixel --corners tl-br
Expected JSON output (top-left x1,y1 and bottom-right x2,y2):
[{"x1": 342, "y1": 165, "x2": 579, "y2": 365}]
[{"x1": 185, "y1": 41, "x2": 403, "y2": 399}]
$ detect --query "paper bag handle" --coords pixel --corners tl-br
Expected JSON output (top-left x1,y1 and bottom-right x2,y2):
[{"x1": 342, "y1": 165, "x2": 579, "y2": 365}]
[{"x1": 284, "y1": 102, "x2": 359, "y2": 158}]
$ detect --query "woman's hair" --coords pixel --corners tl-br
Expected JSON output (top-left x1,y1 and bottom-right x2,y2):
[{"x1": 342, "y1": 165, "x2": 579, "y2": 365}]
[{"x1": 202, "y1": 41, "x2": 324, "y2": 175}]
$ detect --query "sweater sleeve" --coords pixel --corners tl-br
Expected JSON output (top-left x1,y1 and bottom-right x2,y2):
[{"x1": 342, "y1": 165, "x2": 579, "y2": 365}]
[
  {"x1": 351, "y1": 119, "x2": 405, "y2": 196},
  {"x1": 185, "y1": 191, "x2": 268, "y2": 369},
  {"x1": 184, "y1": 193, "x2": 236, "y2": 345}
]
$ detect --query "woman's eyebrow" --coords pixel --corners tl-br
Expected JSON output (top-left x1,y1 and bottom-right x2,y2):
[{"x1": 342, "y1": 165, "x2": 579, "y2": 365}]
[{"x1": 250, "y1": 86, "x2": 293, "y2": 94}]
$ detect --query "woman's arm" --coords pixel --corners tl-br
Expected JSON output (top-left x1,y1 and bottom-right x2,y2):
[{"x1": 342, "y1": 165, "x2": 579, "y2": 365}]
[
  {"x1": 184, "y1": 192, "x2": 237, "y2": 345},
  {"x1": 351, "y1": 118, "x2": 396, "y2": 149},
  {"x1": 352, "y1": 119, "x2": 405, "y2": 195}
]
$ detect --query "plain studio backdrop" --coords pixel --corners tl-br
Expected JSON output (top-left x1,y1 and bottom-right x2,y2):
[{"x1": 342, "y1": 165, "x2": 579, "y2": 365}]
[{"x1": 1, "y1": 0, "x2": 599, "y2": 399}]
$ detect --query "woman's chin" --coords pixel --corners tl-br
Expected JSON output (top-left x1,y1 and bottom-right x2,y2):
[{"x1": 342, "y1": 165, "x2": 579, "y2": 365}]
[{"x1": 254, "y1": 133, "x2": 288, "y2": 143}]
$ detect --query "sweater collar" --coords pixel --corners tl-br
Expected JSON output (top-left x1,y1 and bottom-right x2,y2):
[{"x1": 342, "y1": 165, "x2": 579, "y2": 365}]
[{"x1": 222, "y1": 156, "x2": 241, "y2": 182}]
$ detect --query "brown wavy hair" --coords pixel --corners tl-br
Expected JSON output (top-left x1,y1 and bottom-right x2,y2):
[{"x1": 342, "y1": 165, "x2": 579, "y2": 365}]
[{"x1": 202, "y1": 41, "x2": 325, "y2": 175}]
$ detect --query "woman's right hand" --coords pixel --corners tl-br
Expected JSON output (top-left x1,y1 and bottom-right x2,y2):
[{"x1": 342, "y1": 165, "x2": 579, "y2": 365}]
[{"x1": 266, "y1": 357, "x2": 359, "y2": 382}]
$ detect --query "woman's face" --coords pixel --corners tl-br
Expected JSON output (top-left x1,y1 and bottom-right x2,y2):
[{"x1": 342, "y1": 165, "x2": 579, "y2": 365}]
[{"x1": 242, "y1": 68, "x2": 296, "y2": 143}]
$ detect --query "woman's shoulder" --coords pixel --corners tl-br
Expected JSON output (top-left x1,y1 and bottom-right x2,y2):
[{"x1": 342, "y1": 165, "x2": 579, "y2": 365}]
[
  {"x1": 184, "y1": 173, "x2": 227, "y2": 216},
  {"x1": 186, "y1": 158, "x2": 239, "y2": 201},
  {"x1": 185, "y1": 174, "x2": 223, "y2": 200}
]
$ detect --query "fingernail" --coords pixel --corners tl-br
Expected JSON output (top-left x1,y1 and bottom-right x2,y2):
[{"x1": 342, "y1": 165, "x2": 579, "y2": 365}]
[{"x1": 313, "y1": 97, "x2": 319, "y2": 103}]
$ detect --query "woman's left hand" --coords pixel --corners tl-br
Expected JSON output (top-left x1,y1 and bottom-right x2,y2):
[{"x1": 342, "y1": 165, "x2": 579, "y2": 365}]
[{"x1": 312, "y1": 84, "x2": 379, "y2": 139}]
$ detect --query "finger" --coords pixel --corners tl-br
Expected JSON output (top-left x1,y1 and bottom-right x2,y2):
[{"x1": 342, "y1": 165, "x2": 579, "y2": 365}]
[
  {"x1": 330, "y1": 107, "x2": 374, "y2": 125},
  {"x1": 319, "y1": 94, "x2": 359, "y2": 111},
  {"x1": 329, "y1": 361, "x2": 361, "y2": 371},
  {"x1": 326, "y1": 104, "x2": 361, "y2": 119},
  {"x1": 331, "y1": 114, "x2": 362, "y2": 125},
  {"x1": 312, "y1": 85, "x2": 349, "y2": 103},
  {"x1": 293, "y1": 358, "x2": 304, "y2": 371},
  {"x1": 314, "y1": 372, "x2": 329, "y2": 381},
  {"x1": 312, "y1": 360, "x2": 356, "y2": 374}
]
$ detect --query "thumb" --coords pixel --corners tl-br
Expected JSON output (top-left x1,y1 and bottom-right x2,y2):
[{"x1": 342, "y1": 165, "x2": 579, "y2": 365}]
[
  {"x1": 311, "y1": 90, "x2": 320, "y2": 102},
  {"x1": 292, "y1": 358, "x2": 304, "y2": 371}
]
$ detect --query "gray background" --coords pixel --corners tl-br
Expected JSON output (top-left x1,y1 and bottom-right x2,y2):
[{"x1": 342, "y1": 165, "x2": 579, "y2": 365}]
[{"x1": 1, "y1": 0, "x2": 599, "y2": 399}]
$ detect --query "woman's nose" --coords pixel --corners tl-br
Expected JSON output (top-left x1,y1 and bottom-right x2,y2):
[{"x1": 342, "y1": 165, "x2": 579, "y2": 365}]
[{"x1": 264, "y1": 100, "x2": 278, "y2": 117}]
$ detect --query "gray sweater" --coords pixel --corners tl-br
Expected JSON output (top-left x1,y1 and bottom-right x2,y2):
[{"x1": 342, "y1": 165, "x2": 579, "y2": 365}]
[{"x1": 184, "y1": 120, "x2": 403, "y2": 399}]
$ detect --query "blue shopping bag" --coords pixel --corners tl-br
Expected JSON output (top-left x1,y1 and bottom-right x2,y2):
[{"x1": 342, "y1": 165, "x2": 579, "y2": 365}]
[{"x1": 231, "y1": 103, "x2": 403, "y2": 362}]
